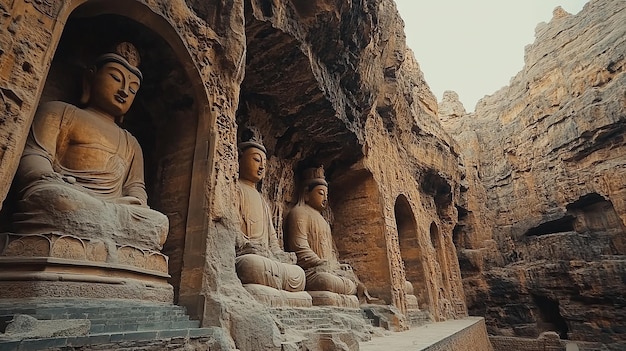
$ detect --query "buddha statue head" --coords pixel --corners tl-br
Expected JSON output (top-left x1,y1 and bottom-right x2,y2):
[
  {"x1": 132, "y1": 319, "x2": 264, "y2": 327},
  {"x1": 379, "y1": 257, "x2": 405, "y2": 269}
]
[
  {"x1": 80, "y1": 42, "x2": 143, "y2": 122},
  {"x1": 300, "y1": 166, "x2": 328, "y2": 212},
  {"x1": 238, "y1": 139, "x2": 267, "y2": 185}
]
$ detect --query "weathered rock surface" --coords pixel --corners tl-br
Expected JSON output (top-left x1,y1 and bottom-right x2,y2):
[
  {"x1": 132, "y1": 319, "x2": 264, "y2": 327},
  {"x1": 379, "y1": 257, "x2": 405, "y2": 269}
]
[
  {"x1": 0, "y1": 315, "x2": 90, "y2": 340},
  {"x1": 441, "y1": 0, "x2": 626, "y2": 348},
  {"x1": 0, "y1": 0, "x2": 479, "y2": 350}
]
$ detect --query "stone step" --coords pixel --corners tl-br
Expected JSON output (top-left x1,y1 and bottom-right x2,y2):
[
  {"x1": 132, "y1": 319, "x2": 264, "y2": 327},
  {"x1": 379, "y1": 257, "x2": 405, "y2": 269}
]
[
  {"x1": 0, "y1": 301, "x2": 190, "y2": 325},
  {"x1": 89, "y1": 319, "x2": 200, "y2": 334},
  {"x1": 0, "y1": 309, "x2": 188, "y2": 321},
  {"x1": 91, "y1": 314, "x2": 190, "y2": 323},
  {"x1": 0, "y1": 311, "x2": 195, "y2": 336},
  {"x1": 0, "y1": 299, "x2": 209, "y2": 350},
  {"x1": 276, "y1": 314, "x2": 375, "y2": 328},
  {"x1": 270, "y1": 306, "x2": 379, "y2": 345},
  {"x1": 0, "y1": 304, "x2": 188, "y2": 312},
  {"x1": 272, "y1": 307, "x2": 371, "y2": 323},
  {"x1": 407, "y1": 309, "x2": 433, "y2": 327},
  {"x1": 0, "y1": 327, "x2": 218, "y2": 351}
]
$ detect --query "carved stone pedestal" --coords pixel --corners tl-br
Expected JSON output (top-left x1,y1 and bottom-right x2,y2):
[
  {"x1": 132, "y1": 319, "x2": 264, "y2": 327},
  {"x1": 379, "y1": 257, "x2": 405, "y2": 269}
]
[
  {"x1": 0, "y1": 233, "x2": 173, "y2": 302},
  {"x1": 243, "y1": 283, "x2": 312, "y2": 307},
  {"x1": 307, "y1": 291, "x2": 360, "y2": 308}
]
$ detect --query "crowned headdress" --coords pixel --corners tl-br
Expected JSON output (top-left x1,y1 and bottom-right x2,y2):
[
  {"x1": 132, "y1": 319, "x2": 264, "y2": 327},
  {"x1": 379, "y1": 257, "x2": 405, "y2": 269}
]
[
  {"x1": 301, "y1": 166, "x2": 328, "y2": 189},
  {"x1": 238, "y1": 135, "x2": 267, "y2": 155},
  {"x1": 94, "y1": 42, "x2": 143, "y2": 82}
]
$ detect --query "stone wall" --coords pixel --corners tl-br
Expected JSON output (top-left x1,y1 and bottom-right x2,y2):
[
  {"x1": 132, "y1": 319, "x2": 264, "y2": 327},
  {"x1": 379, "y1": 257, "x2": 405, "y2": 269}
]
[
  {"x1": 0, "y1": 0, "x2": 471, "y2": 350},
  {"x1": 441, "y1": 0, "x2": 626, "y2": 348},
  {"x1": 426, "y1": 318, "x2": 492, "y2": 351},
  {"x1": 490, "y1": 332, "x2": 606, "y2": 351}
]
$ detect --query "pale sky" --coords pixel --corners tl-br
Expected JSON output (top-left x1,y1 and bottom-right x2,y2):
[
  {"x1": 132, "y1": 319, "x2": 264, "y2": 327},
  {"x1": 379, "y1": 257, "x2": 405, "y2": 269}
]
[{"x1": 394, "y1": 0, "x2": 590, "y2": 111}]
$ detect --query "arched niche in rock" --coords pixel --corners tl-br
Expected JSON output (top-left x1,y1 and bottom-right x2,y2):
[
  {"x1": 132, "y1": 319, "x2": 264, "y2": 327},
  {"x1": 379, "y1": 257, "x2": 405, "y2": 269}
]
[
  {"x1": 330, "y1": 169, "x2": 392, "y2": 304},
  {"x1": 238, "y1": 5, "x2": 392, "y2": 306},
  {"x1": 237, "y1": 8, "x2": 362, "y2": 240},
  {"x1": 3, "y1": 0, "x2": 212, "y2": 305},
  {"x1": 430, "y1": 222, "x2": 451, "y2": 298},
  {"x1": 394, "y1": 195, "x2": 431, "y2": 311}
]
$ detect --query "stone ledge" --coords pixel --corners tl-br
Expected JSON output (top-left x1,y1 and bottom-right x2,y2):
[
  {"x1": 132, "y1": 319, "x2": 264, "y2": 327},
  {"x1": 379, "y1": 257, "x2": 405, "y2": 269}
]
[
  {"x1": 0, "y1": 328, "x2": 220, "y2": 351},
  {"x1": 0, "y1": 280, "x2": 173, "y2": 302},
  {"x1": 360, "y1": 317, "x2": 493, "y2": 351},
  {"x1": 0, "y1": 257, "x2": 170, "y2": 280},
  {"x1": 243, "y1": 283, "x2": 313, "y2": 307},
  {"x1": 307, "y1": 291, "x2": 360, "y2": 308}
]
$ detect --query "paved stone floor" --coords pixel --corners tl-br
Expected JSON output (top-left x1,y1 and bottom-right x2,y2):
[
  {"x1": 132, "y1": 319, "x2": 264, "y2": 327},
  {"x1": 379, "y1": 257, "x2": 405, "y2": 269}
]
[{"x1": 360, "y1": 317, "x2": 485, "y2": 351}]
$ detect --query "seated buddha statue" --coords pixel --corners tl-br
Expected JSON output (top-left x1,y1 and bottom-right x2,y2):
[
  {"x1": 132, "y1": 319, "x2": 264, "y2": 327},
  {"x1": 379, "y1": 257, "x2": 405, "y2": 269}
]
[
  {"x1": 285, "y1": 167, "x2": 376, "y2": 307},
  {"x1": 234, "y1": 140, "x2": 309, "y2": 306},
  {"x1": 11, "y1": 43, "x2": 168, "y2": 252}
]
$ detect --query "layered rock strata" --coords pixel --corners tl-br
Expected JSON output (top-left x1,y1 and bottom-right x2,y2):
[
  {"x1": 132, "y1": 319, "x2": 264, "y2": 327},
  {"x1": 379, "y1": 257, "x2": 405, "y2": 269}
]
[{"x1": 441, "y1": 0, "x2": 626, "y2": 348}]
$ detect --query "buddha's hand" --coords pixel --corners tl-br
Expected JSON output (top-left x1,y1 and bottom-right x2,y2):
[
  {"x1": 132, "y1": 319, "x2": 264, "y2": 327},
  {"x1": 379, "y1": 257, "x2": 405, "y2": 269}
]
[
  {"x1": 62, "y1": 175, "x2": 76, "y2": 184},
  {"x1": 339, "y1": 263, "x2": 352, "y2": 271},
  {"x1": 40, "y1": 172, "x2": 66, "y2": 183},
  {"x1": 40, "y1": 173, "x2": 89, "y2": 193},
  {"x1": 311, "y1": 259, "x2": 331, "y2": 272},
  {"x1": 113, "y1": 196, "x2": 144, "y2": 206}
]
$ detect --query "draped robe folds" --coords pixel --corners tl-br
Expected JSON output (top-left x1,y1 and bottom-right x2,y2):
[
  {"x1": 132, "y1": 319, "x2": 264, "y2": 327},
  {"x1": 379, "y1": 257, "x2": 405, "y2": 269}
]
[
  {"x1": 285, "y1": 204, "x2": 357, "y2": 295},
  {"x1": 235, "y1": 182, "x2": 306, "y2": 292},
  {"x1": 11, "y1": 101, "x2": 168, "y2": 250}
]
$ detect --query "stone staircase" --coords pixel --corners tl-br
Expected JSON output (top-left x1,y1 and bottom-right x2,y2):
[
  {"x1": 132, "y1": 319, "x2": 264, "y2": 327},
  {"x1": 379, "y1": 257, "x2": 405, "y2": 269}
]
[
  {"x1": 271, "y1": 306, "x2": 384, "y2": 350},
  {"x1": 0, "y1": 299, "x2": 223, "y2": 351},
  {"x1": 406, "y1": 309, "x2": 433, "y2": 327},
  {"x1": 272, "y1": 306, "x2": 377, "y2": 331}
]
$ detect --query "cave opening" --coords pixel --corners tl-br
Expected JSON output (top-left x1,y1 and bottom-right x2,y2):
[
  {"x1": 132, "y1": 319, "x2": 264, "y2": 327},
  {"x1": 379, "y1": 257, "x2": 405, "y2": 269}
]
[
  {"x1": 532, "y1": 294, "x2": 569, "y2": 339},
  {"x1": 524, "y1": 215, "x2": 576, "y2": 237}
]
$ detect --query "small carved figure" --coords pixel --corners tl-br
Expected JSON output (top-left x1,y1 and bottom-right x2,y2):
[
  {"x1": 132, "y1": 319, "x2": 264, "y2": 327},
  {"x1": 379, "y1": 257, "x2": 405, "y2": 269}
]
[
  {"x1": 11, "y1": 43, "x2": 168, "y2": 251},
  {"x1": 234, "y1": 140, "x2": 306, "y2": 293}
]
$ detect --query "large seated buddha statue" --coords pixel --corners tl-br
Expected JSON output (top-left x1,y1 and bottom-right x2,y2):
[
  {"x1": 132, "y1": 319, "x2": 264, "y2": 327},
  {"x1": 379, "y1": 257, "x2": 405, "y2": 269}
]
[
  {"x1": 9, "y1": 42, "x2": 168, "y2": 254},
  {"x1": 285, "y1": 167, "x2": 376, "y2": 308},
  {"x1": 234, "y1": 140, "x2": 310, "y2": 307},
  {"x1": 0, "y1": 43, "x2": 172, "y2": 301}
]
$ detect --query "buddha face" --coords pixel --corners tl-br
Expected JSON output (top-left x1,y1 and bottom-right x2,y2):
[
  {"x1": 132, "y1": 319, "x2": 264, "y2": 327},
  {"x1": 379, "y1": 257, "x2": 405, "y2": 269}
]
[
  {"x1": 305, "y1": 184, "x2": 328, "y2": 212},
  {"x1": 88, "y1": 62, "x2": 141, "y2": 118},
  {"x1": 239, "y1": 147, "x2": 266, "y2": 184}
]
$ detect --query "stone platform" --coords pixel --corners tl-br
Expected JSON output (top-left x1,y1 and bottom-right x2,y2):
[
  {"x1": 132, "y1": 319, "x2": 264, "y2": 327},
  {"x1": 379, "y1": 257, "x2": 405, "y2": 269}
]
[
  {"x1": 0, "y1": 299, "x2": 229, "y2": 351},
  {"x1": 359, "y1": 317, "x2": 493, "y2": 351},
  {"x1": 0, "y1": 233, "x2": 173, "y2": 302}
]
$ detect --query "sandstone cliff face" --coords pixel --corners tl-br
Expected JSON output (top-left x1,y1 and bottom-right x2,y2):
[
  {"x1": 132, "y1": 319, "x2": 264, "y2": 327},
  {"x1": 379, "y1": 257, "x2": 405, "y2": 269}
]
[
  {"x1": 238, "y1": 0, "x2": 469, "y2": 322},
  {"x1": 441, "y1": 0, "x2": 626, "y2": 347},
  {"x1": 0, "y1": 0, "x2": 469, "y2": 350}
]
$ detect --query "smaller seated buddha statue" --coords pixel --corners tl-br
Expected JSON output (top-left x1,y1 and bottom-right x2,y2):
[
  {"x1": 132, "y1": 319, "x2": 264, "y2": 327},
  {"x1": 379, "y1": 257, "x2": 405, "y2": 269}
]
[
  {"x1": 10, "y1": 43, "x2": 168, "y2": 253},
  {"x1": 285, "y1": 167, "x2": 376, "y2": 307},
  {"x1": 234, "y1": 140, "x2": 310, "y2": 307},
  {"x1": 404, "y1": 280, "x2": 419, "y2": 310}
]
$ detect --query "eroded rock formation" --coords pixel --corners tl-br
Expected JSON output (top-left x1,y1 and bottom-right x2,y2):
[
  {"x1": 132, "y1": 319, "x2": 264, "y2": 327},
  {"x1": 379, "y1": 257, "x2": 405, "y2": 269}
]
[
  {"x1": 0, "y1": 0, "x2": 476, "y2": 350},
  {"x1": 441, "y1": 0, "x2": 626, "y2": 348}
]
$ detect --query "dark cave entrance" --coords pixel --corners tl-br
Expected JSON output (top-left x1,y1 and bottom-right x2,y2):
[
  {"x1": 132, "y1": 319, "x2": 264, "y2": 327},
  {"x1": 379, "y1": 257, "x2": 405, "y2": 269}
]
[
  {"x1": 532, "y1": 294, "x2": 569, "y2": 339},
  {"x1": 524, "y1": 215, "x2": 575, "y2": 237}
]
